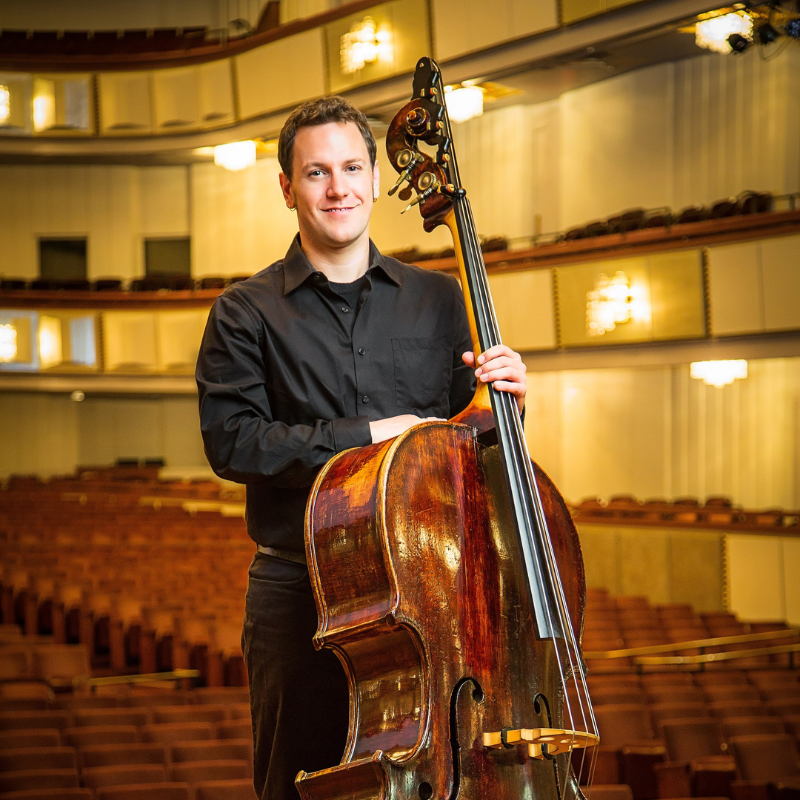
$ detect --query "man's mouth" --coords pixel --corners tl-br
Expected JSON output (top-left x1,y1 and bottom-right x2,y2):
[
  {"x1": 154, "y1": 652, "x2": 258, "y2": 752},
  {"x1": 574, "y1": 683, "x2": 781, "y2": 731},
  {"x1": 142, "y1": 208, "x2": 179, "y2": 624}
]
[{"x1": 323, "y1": 207, "x2": 355, "y2": 214}]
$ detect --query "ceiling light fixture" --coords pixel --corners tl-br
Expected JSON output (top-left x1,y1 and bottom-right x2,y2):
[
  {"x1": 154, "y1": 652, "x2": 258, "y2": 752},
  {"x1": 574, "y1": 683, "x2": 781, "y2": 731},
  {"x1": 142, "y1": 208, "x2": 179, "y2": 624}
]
[
  {"x1": 695, "y1": 11, "x2": 753, "y2": 53},
  {"x1": 444, "y1": 84, "x2": 484, "y2": 123},
  {"x1": 690, "y1": 359, "x2": 748, "y2": 387},
  {"x1": 214, "y1": 141, "x2": 257, "y2": 171}
]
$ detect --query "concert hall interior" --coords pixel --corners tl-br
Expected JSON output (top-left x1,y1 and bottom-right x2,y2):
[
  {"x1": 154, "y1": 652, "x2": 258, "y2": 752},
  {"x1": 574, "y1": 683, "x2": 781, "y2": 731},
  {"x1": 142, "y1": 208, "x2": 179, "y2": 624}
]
[{"x1": 1, "y1": 0, "x2": 800, "y2": 798}]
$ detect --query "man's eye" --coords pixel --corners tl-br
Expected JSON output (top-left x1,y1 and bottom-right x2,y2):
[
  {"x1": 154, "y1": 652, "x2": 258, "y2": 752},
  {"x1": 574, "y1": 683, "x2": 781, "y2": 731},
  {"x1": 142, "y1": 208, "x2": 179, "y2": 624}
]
[
  {"x1": 346, "y1": 165, "x2": 361, "y2": 172},
  {"x1": 309, "y1": 169, "x2": 323, "y2": 177}
]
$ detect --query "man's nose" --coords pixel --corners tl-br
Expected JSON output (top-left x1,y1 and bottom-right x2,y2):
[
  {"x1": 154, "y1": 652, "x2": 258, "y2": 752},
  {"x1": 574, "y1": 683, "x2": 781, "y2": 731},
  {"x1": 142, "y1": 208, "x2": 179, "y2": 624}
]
[{"x1": 327, "y1": 170, "x2": 349, "y2": 197}]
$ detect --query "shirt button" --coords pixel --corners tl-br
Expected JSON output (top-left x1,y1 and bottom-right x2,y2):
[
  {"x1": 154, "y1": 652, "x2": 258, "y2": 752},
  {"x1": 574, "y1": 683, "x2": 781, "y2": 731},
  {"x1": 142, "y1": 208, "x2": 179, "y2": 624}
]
[
  {"x1": 341, "y1": 307, "x2": 350, "y2": 313},
  {"x1": 358, "y1": 348, "x2": 365, "y2": 355},
  {"x1": 313, "y1": 273, "x2": 324, "y2": 282},
  {"x1": 362, "y1": 395, "x2": 370, "y2": 404}
]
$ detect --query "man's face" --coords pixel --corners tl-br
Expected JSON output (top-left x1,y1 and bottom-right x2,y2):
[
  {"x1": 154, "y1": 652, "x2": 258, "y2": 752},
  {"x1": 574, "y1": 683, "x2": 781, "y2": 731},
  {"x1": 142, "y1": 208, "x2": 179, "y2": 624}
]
[{"x1": 280, "y1": 121, "x2": 380, "y2": 256}]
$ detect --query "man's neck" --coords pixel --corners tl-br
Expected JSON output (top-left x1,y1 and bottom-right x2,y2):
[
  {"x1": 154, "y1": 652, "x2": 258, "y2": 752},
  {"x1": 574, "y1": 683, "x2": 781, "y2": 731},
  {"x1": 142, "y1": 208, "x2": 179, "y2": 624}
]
[{"x1": 299, "y1": 235, "x2": 370, "y2": 283}]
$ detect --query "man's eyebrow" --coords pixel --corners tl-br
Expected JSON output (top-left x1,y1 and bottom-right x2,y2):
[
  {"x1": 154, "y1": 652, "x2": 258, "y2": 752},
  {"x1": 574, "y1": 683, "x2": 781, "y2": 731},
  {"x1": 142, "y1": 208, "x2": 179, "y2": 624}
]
[{"x1": 302, "y1": 157, "x2": 367, "y2": 169}]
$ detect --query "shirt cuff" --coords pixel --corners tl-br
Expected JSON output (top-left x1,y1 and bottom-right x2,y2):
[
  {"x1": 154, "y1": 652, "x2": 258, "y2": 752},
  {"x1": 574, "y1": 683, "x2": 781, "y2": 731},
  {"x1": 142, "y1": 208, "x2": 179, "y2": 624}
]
[{"x1": 331, "y1": 415, "x2": 372, "y2": 453}]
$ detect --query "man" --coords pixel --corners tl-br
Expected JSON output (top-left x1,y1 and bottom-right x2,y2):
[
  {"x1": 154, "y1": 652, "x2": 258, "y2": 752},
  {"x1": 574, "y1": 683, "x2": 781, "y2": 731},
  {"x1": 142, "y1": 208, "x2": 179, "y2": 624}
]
[{"x1": 196, "y1": 96, "x2": 527, "y2": 800}]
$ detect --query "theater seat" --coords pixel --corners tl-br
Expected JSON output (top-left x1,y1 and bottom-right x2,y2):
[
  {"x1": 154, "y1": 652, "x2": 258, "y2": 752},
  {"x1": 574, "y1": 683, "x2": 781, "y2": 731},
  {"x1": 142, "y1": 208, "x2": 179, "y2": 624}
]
[
  {"x1": 195, "y1": 778, "x2": 259, "y2": 800},
  {"x1": 94, "y1": 783, "x2": 192, "y2": 800},
  {"x1": 0, "y1": 730, "x2": 60, "y2": 749},
  {"x1": 79, "y1": 742, "x2": 168, "y2": 768},
  {"x1": 728, "y1": 734, "x2": 800, "y2": 781},
  {"x1": 72, "y1": 708, "x2": 150, "y2": 728},
  {"x1": 169, "y1": 739, "x2": 252, "y2": 765},
  {"x1": 168, "y1": 759, "x2": 251, "y2": 783},
  {"x1": 0, "y1": 791, "x2": 92, "y2": 800},
  {"x1": 215, "y1": 720, "x2": 251, "y2": 739},
  {"x1": 80, "y1": 763, "x2": 169, "y2": 789},
  {"x1": 152, "y1": 704, "x2": 228, "y2": 725},
  {"x1": 140, "y1": 722, "x2": 214, "y2": 743},
  {"x1": 0, "y1": 746, "x2": 77, "y2": 771},
  {"x1": 584, "y1": 787, "x2": 634, "y2": 800},
  {"x1": 0, "y1": 711, "x2": 69, "y2": 732},
  {"x1": 63, "y1": 725, "x2": 138, "y2": 748},
  {"x1": 0, "y1": 769, "x2": 80, "y2": 793}
]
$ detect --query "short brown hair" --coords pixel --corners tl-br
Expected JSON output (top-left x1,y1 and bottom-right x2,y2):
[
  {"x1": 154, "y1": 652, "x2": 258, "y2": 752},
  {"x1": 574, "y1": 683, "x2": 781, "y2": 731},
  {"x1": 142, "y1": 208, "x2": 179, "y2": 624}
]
[{"x1": 278, "y1": 96, "x2": 377, "y2": 180}]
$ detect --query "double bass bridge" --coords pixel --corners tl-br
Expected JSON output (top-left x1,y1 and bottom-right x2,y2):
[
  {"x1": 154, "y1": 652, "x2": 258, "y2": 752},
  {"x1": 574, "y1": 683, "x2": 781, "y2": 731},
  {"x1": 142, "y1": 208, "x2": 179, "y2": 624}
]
[{"x1": 483, "y1": 728, "x2": 599, "y2": 760}]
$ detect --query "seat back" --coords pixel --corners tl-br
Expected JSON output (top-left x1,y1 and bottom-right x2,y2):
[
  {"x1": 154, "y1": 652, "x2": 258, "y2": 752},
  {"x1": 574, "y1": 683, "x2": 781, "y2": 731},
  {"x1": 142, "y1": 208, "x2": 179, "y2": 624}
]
[
  {"x1": 660, "y1": 718, "x2": 727, "y2": 761},
  {"x1": 729, "y1": 733, "x2": 800, "y2": 780}
]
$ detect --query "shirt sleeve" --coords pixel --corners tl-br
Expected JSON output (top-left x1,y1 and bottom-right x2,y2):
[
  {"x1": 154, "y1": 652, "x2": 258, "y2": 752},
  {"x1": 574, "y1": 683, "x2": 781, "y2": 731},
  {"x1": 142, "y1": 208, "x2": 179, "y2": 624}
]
[{"x1": 196, "y1": 292, "x2": 372, "y2": 487}]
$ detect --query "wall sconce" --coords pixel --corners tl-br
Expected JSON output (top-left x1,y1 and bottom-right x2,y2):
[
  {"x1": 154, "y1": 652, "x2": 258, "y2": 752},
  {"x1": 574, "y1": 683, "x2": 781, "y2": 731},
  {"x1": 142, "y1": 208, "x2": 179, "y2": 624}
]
[
  {"x1": 444, "y1": 84, "x2": 484, "y2": 123},
  {"x1": 690, "y1": 360, "x2": 748, "y2": 386},
  {"x1": 586, "y1": 271, "x2": 637, "y2": 336},
  {"x1": 0, "y1": 85, "x2": 10, "y2": 125},
  {"x1": 38, "y1": 315, "x2": 63, "y2": 369},
  {"x1": 340, "y1": 17, "x2": 392, "y2": 74},
  {"x1": 0, "y1": 323, "x2": 17, "y2": 362},
  {"x1": 695, "y1": 11, "x2": 753, "y2": 53},
  {"x1": 214, "y1": 140, "x2": 257, "y2": 171}
]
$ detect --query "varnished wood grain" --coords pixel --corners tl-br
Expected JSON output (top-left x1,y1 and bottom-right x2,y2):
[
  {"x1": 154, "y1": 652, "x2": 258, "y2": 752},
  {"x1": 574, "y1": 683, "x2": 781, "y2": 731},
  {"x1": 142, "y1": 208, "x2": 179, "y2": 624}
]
[{"x1": 298, "y1": 421, "x2": 587, "y2": 800}]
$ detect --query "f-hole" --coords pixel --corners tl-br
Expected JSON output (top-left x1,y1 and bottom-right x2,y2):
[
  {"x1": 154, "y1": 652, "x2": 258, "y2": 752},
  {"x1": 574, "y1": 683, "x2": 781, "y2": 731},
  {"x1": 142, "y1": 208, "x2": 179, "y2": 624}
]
[{"x1": 446, "y1": 677, "x2": 484, "y2": 800}]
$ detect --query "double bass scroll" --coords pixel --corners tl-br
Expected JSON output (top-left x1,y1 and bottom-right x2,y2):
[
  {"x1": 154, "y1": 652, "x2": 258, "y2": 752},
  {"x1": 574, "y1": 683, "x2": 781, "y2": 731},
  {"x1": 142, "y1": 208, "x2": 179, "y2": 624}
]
[{"x1": 296, "y1": 57, "x2": 598, "y2": 800}]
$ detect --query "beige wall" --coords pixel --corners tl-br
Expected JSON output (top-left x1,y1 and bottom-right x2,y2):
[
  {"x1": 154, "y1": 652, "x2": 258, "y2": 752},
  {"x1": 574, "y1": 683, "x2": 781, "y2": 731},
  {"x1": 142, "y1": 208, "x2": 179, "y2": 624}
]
[
  {"x1": 0, "y1": 165, "x2": 189, "y2": 281},
  {"x1": 2, "y1": 48, "x2": 799, "y2": 281},
  {"x1": 526, "y1": 357, "x2": 800, "y2": 510},
  {"x1": 0, "y1": 393, "x2": 206, "y2": 478}
]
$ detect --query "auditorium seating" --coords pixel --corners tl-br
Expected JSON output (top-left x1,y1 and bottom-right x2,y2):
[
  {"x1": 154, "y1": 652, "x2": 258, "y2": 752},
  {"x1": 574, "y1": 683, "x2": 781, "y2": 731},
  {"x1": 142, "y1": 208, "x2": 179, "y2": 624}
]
[
  {"x1": 1, "y1": 466, "x2": 249, "y2": 686},
  {"x1": 580, "y1": 587, "x2": 800, "y2": 799},
  {"x1": 4, "y1": 471, "x2": 799, "y2": 799}
]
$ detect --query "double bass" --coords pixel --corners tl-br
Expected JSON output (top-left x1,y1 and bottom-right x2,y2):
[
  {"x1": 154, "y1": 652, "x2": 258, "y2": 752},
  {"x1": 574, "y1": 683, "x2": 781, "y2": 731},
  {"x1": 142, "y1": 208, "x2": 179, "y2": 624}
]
[{"x1": 296, "y1": 57, "x2": 599, "y2": 800}]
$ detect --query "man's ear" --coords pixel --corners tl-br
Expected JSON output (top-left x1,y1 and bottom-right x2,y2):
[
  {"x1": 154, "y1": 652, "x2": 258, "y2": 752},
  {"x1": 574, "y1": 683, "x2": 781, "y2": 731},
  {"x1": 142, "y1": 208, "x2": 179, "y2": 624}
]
[
  {"x1": 372, "y1": 161, "x2": 380, "y2": 202},
  {"x1": 279, "y1": 172, "x2": 295, "y2": 209}
]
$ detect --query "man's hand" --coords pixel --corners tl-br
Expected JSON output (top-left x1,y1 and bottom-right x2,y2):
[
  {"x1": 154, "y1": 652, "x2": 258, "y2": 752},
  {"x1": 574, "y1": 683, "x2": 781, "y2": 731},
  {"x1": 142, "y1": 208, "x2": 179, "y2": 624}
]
[
  {"x1": 463, "y1": 345, "x2": 527, "y2": 412},
  {"x1": 369, "y1": 414, "x2": 444, "y2": 444}
]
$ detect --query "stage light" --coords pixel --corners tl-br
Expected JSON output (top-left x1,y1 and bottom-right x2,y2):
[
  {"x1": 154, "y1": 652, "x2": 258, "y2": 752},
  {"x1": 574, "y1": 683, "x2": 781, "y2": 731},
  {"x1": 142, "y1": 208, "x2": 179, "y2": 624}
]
[
  {"x1": 757, "y1": 22, "x2": 778, "y2": 43},
  {"x1": 70, "y1": 391, "x2": 85, "y2": 402},
  {"x1": 214, "y1": 141, "x2": 256, "y2": 171},
  {"x1": 727, "y1": 32, "x2": 751, "y2": 52},
  {"x1": 695, "y1": 11, "x2": 753, "y2": 53},
  {"x1": 690, "y1": 360, "x2": 748, "y2": 387},
  {"x1": 785, "y1": 18, "x2": 800, "y2": 37},
  {"x1": 444, "y1": 85, "x2": 484, "y2": 123}
]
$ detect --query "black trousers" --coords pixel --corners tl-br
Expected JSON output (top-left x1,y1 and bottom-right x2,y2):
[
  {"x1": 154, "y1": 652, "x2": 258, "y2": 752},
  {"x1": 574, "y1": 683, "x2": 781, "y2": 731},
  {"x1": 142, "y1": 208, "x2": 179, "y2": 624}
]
[{"x1": 242, "y1": 551, "x2": 350, "y2": 800}]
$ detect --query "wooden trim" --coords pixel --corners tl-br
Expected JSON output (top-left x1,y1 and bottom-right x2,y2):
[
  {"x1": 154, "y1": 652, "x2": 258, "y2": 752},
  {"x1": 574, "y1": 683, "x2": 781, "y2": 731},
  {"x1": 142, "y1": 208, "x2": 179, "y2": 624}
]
[
  {"x1": 0, "y1": 288, "x2": 222, "y2": 310},
  {"x1": 0, "y1": 0, "x2": 386, "y2": 73},
  {"x1": 584, "y1": 627, "x2": 800, "y2": 660},
  {"x1": 413, "y1": 209, "x2": 800, "y2": 275}
]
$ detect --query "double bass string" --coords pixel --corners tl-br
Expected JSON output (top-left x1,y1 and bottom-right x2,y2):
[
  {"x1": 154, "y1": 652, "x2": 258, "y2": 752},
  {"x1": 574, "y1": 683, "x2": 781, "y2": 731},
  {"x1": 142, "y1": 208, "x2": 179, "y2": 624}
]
[
  {"x1": 433, "y1": 60, "x2": 597, "y2": 793},
  {"x1": 456, "y1": 193, "x2": 597, "y2": 794}
]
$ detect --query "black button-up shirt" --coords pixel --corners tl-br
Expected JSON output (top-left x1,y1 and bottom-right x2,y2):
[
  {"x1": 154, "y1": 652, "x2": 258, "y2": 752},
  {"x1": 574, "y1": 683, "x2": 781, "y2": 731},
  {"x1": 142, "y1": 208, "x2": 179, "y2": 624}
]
[{"x1": 196, "y1": 236, "x2": 475, "y2": 551}]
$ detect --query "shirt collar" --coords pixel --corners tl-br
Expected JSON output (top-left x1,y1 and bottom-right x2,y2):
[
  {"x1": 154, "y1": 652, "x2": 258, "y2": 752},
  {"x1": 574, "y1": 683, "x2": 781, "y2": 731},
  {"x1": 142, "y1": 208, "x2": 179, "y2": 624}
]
[{"x1": 282, "y1": 234, "x2": 402, "y2": 296}]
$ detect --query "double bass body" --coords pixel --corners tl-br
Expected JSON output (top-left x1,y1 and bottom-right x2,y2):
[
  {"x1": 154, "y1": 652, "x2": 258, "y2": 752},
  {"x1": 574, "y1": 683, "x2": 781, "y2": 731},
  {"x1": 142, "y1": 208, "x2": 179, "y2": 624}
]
[{"x1": 296, "y1": 420, "x2": 586, "y2": 800}]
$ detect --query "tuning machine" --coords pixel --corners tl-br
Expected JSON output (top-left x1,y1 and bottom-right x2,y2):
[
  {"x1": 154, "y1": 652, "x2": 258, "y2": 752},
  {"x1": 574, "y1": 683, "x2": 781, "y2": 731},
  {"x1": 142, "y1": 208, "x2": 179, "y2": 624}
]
[
  {"x1": 401, "y1": 171, "x2": 440, "y2": 214},
  {"x1": 388, "y1": 149, "x2": 423, "y2": 197}
]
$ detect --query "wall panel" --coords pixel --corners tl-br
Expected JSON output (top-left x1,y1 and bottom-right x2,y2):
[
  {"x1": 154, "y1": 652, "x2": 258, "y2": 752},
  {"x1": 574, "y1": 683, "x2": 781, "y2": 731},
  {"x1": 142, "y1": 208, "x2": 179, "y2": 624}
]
[
  {"x1": 432, "y1": 0, "x2": 557, "y2": 61},
  {"x1": 524, "y1": 358, "x2": 800, "y2": 510},
  {"x1": 235, "y1": 30, "x2": 325, "y2": 118}
]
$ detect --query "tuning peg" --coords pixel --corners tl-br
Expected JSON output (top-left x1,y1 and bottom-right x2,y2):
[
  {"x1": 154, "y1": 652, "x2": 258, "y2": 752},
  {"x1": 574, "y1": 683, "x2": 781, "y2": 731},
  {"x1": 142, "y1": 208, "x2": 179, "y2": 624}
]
[
  {"x1": 401, "y1": 186, "x2": 435, "y2": 214},
  {"x1": 398, "y1": 186, "x2": 413, "y2": 202},
  {"x1": 388, "y1": 150, "x2": 422, "y2": 197}
]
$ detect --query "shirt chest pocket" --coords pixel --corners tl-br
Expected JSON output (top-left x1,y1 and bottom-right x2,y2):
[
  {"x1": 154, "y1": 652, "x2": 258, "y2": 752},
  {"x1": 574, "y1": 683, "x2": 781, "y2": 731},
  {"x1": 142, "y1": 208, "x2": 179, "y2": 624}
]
[{"x1": 391, "y1": 336, "x2": 453, "y2": 412}]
